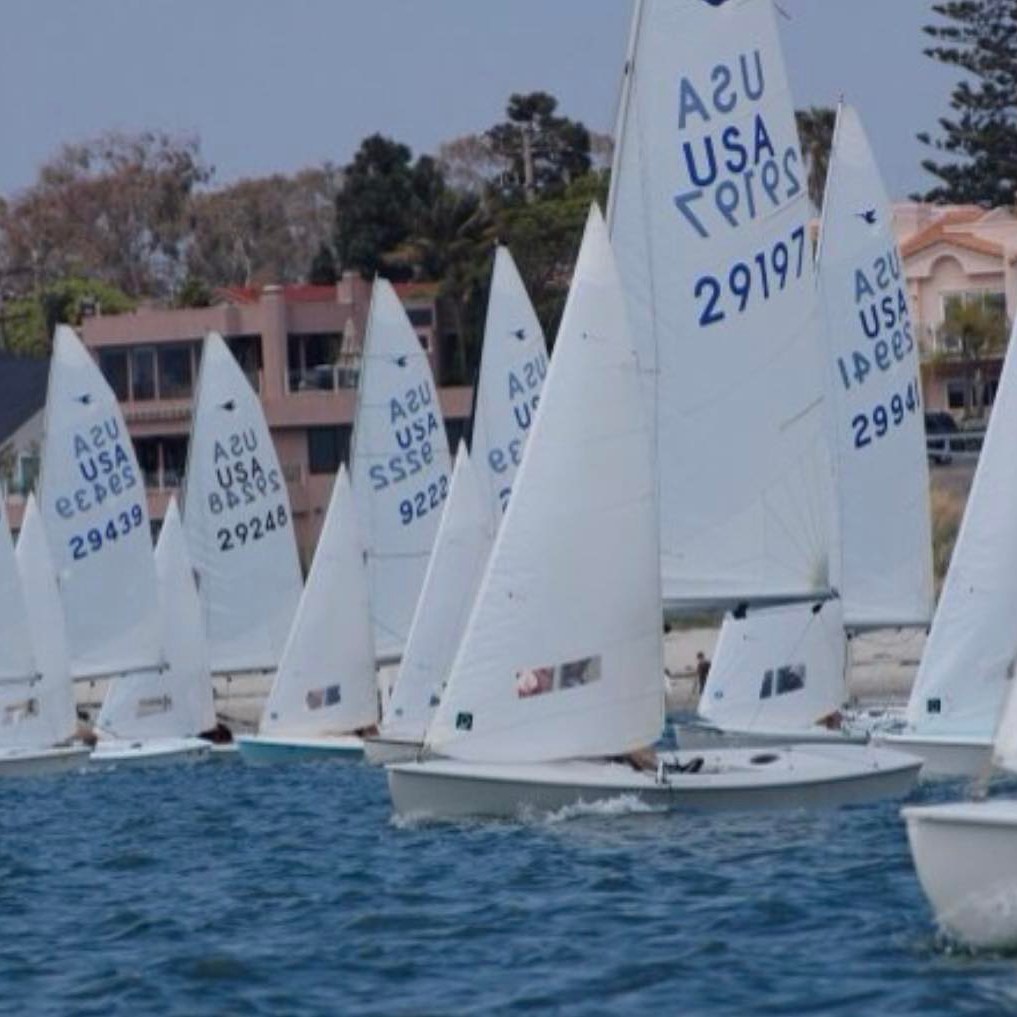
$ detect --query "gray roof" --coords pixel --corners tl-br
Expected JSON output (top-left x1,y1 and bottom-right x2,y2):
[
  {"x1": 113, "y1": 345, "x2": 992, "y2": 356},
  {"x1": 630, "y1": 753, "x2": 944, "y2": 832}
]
[{"x1": 0, "y1": 353, "x2": 49, "y2": 444}]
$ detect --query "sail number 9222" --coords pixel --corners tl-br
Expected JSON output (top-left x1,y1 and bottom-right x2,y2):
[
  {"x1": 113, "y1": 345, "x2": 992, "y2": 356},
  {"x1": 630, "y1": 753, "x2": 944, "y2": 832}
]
[
  {"x1": 695, "y1": 226, "x2": 806, "y2": 328},
  {"x1": 852, "y1": 378, "x2": 921, "y2": 450},
  {"x1": 399, "y1": 476, "x2": 448, "y2": 526}
]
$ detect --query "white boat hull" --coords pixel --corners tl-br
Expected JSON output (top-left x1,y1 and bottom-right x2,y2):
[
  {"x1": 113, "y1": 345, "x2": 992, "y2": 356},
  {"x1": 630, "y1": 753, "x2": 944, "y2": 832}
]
[
  {"x1": 90, "y1": 737, "x2": 211, "y2": 767},
  {"x1": 904, "y1": 799, "x2": 1017, "y2": 948},
  {"x1": 235, "y1": 733, "x2": 364, "y2": 763},
  {"x1": 873, "y1": 732, "x2": 991, "y2": 779},
  {"x1": 674, "y1": 720, "x2": 867, "y2": 750},
  {"x1": 388, "y1": 744, "x2": 922, "y2": 820},
  {"x1": 0, "y1": 744, "x2": 91, "y2": 778},
  {"x1": 363, "y1": 734, "x2": 422, "y2": 766}
]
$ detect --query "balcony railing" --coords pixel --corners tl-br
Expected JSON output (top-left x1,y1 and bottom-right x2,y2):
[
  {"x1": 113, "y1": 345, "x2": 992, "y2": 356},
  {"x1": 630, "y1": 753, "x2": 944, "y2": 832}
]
[{"x1": 288, "y1": 359, "x2": 361, "y2": 393}]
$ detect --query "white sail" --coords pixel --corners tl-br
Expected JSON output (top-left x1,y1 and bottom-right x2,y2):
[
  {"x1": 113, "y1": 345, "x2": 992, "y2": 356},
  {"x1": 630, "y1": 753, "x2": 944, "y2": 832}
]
[
  {"x1": 0, "y1": 495, "x2": 36, "y2": 685},
  {"x1": 817, "y1": 103, "x2": 932, "y2": 628},
  {"x1": 700, "y1": 600, "x2": 846, "y2": 733},
  {"x1": 470, "y1": 246, "x2": 549, "y2": 526},
  {"x1": 608, "y1": 0, "x2": 832, "y2": 610},
  {"x1": 183, "y1": 332, "x2": 303, "y2": 674},
  {"x1": 383, "y1": 444, "x2": 493, "y2": 742},
  {"x1": 261, "y1": 466, "x2": 378, "y2": 737},
  {"x1": 97, "y1": 499, "x2": 217, "y2": 741},
  {"x1": 38, "y1": 325, "x2": 161, "y2": 678},
  {"x1": 350, "y1": 279, "x2": 453, "y2": 658},
  {"x1": 426, "y1": 206, "x2": 663, "y2": 763},
  {"x1": 904, "y1": 321, "x2": 1017, "y2": 737},
  {"x1": 13, "y1": 495, "x2": 77, "y2": 747}
]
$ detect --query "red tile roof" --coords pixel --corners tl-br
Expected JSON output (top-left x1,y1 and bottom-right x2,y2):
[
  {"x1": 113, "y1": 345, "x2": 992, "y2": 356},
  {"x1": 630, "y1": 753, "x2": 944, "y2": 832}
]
[
  {"x1": 216, "y1": 284, "x2": 338, "y2": 305},
  {"x1": 901, "y1": 207, "x2": 1002, "y2": 260}
]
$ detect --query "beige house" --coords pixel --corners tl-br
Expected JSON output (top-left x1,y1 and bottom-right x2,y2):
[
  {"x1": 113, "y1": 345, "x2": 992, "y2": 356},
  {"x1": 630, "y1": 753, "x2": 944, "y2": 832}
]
[{"x1": 895, "y1": 203, "x2": 1017, "y2": 419}]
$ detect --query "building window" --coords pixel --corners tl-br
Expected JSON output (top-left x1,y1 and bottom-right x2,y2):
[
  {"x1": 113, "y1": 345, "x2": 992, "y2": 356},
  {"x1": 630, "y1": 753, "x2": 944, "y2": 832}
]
[
  {"x1": 287, "y1": 332, "x2": 343, "y2": 391},
  {"x1": 445, "y1": 417, "x2": 469, "y2": 451},
  {"x1": 307, "y1": 426, "x2": 351, "y2": 475},
  {"x1": 131, "y1": 347, "x2": 156, "y2": 401},
  {"x1": 162, "y1": 437, "x2": 189, "y2": 488},
  {"x1": 407, "y1": 307, "x2": 434, "y2": 328},
  {"x1": 135, "y1": 438, "x2": 160, "y2": 488},
  {"x1": 228, "y1": 335, "x2": 262, "y2": 393},
  {"x1": 158, "y1": 344, "x2": 193, "y2": 399},
  {"x1": 98, "y1": 349, "x2": 129, "y2": 401},
  {"x1": 946, "y1": 380, "x2": 967, "y2": 410},
  {"x1": 942, "y1": 290, "x2": 1007, "y2": 323}
]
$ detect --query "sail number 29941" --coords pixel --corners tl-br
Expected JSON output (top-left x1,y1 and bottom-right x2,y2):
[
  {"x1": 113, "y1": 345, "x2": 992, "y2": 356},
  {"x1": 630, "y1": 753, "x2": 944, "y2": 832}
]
[
  {"x1": 694, "y1": 226, "x2": 806, "y2": 328},
  {"x1": 852, "y1": 378, "x2": 921, "y2": 450}
]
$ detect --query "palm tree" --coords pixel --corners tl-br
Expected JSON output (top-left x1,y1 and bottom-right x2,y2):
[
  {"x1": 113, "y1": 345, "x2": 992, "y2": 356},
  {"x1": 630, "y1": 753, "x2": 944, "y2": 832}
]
[{"x1": 795, "y1": 106, "x2": 837, "y2": 210}]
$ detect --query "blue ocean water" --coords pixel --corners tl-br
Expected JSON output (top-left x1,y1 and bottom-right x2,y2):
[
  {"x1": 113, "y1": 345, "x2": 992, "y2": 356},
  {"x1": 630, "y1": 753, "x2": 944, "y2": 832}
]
[{"x1": 2, "y1": 759, "x2": 1016, "y2": 1016}]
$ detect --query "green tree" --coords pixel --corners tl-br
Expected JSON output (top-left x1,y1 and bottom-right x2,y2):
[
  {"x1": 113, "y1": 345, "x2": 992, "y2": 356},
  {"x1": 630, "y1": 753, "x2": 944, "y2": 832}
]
[
  {"x1": 334, "y1": 135, "x2": 421, "y2": 278},
  {"x1": 495, "y1": 171, "x2": 609, "y2": 343},
  {"x1": 795, "y1": 106, "x2": 836, "y2": 209},
  {"x1": 1, "y1": 277, "x2": 134, "y2": 355},
  {"x1": 407, "y1": 176, "x2": 493, "y2": 383},
  {"x1": 308, "y1": 242, "x2": 338, "y2": 285},
  {"x1": 487, "y1": 92, "x2": 592, "y2": 205},
  {"x1": 918, "y1": 1, "x2": 1017, "y2": 204}
]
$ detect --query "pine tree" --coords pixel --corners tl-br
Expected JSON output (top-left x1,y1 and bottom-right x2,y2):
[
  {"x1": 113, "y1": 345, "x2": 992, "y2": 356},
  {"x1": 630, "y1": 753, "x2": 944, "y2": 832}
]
[{"x1": 919, "y1": 1, "x2": 1017, "y2": 204}]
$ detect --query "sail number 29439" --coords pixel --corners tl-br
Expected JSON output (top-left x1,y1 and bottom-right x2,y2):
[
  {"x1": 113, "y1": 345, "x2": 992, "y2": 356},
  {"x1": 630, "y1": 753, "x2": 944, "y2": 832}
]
[
  {"x1": 69, "y1": 503, "x2": 144, "y2": 560},
  {"x1": 695, "y1": 226, "x2": 806, "y2": 328}
]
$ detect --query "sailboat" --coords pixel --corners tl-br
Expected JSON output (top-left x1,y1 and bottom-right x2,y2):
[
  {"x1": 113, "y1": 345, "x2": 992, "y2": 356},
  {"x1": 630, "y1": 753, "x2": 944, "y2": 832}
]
[
  {"x1": 350, "y1": 278, "x2": 453, "y2": 664},
  {"x1": 365, "y1": 246, "x2": 545, "y2": 764},
  {"x1": 182, "y1": 331, "x2": 303, "y2": 729},
  {"x1": 236, "y1": 466, "x2": 379, "y2": 762},
  {"x1": 468, "y1": 245, "x2": 549, "y2": 528},
  {"x1": 684, "y1": 103, "x2": 933, "y2": 746},
  {"x1": 0, "y1": 495, "x2": 88, "y2": 776},
  {"x1": 387, "y1": 208, "x2": 920, "y2": 820},
  {"x1": 364, "y1": 445, "x2": 493, "y2": 764},
  {"x1": 91, "y1": 500, "x2": 215, "y2": 766},
  {"x1": 904, "y1": 639, "x2": 1017, "y2": 947},
  {"x1": 38, "y1": 325, "x2": 162, "y2": 683},
  {"x1": 873, "y1": 317, "x2": 1017, "y2": 776}
]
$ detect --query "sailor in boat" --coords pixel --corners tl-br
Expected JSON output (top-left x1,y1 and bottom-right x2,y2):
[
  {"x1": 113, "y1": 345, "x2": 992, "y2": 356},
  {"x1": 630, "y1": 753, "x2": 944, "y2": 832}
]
[{"x1": 695, "y1": 652, "x2": 711, "y2": 696}]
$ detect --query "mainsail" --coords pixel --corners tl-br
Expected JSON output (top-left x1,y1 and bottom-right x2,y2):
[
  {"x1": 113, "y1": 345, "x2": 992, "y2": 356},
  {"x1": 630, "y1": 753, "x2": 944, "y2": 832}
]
[
  {"x1": 38, "y1": 325, "x2": 161, "y2": 678},
  {"x1": 702, "y1": 103, "x2": 934, "y2": 733},
  {"x1": 261, "y1": 467, "x2": 378, "y2": 738},
  {"x1": 816, "y1": 103, "x2": 932, "y2": 628},
  {"x1": 426, "y1": 207, "x2": 663, "y2": 763},
  {"x1": 469, "y1": 246, "x2": 549, "y2": 527},
  {"x1": 608, "y1": 0, "x2": 832, "y2": 610},
  {"x1": 383, "y1": 445, "x2": 493, "y2": 743},
  {"x1": 350, "y1": 279, "x2": 453, "y2": 659},
  {"x1": 183, "y1": 332, "x2": 303, "y2": 674},
  {"x1": 98, "y1": 499, "x2": 217, "y2": 741},
  {"x1": 903, "y1": 319, "x2": 1017, "y2": 737},
  {"x1": 13, "y1": 495, "x2": 77, "y2": 748}
]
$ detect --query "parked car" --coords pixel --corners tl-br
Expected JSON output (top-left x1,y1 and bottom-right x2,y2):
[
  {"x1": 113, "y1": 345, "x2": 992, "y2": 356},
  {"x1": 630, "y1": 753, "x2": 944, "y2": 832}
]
[{"x1": 924, "y1": 412, "x2": 957, "y2": 465}]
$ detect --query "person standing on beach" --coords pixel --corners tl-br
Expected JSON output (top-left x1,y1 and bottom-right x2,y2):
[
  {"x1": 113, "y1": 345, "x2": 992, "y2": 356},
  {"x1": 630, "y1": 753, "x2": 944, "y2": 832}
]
[{"x1": 695, "y1": 652, "x2": 711, "y2": 696}]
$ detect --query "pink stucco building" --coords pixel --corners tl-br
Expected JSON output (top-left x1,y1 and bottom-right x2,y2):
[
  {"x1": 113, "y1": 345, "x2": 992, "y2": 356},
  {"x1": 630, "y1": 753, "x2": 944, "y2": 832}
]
[
  {"x1": 895, "y1": 203, "x2": 1017, "y2": 417},
  {"x1": 73, "y1": 275, "x2": 472, "y2": 565}
]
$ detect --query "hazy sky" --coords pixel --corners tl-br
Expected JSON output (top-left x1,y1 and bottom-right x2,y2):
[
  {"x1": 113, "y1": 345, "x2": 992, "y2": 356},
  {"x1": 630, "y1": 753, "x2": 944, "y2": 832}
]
[{"x1": 0, "y1": 1, "x2": 956, "y2": 200}]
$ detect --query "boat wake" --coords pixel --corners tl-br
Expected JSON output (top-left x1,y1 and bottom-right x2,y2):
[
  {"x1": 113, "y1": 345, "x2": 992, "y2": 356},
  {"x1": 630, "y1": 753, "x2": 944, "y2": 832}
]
[{"x1": 539, "y1": 794, "x2": 668, "y2": 825}]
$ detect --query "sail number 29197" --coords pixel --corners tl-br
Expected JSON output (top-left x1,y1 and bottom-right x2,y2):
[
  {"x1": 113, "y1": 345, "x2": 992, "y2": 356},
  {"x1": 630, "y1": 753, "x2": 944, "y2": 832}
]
[{"x1": 694, "y1": 226, "x2": 806, "y2": 328}]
